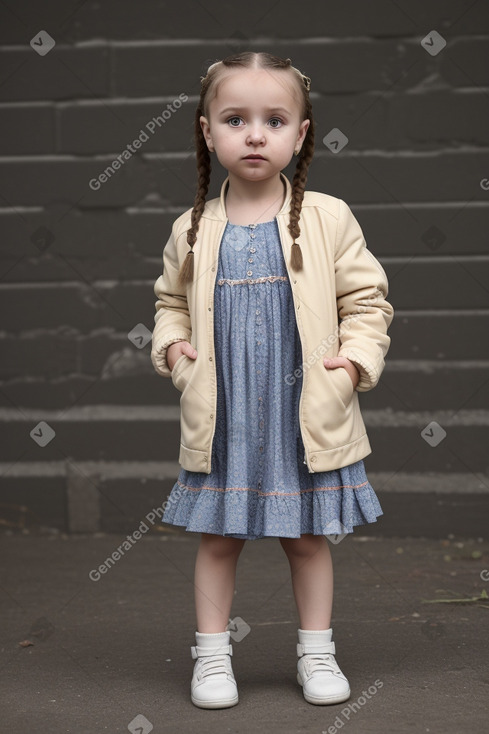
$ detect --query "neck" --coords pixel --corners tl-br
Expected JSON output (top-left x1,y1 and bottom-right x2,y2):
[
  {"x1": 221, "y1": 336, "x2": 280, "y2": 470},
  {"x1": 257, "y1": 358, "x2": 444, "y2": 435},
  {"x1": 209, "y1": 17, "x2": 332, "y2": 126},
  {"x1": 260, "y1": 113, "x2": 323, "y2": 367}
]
[{"x1": 225, "y1": 172, "x2": 285, "y2": 224}]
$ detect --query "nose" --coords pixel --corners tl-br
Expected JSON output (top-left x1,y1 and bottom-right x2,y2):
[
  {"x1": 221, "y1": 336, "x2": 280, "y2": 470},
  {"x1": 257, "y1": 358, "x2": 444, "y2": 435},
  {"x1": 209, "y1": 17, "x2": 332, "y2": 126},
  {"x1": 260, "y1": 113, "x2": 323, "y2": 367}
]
[{"x1": 246, "y1": 123, "x2": 266, "y2": 147}]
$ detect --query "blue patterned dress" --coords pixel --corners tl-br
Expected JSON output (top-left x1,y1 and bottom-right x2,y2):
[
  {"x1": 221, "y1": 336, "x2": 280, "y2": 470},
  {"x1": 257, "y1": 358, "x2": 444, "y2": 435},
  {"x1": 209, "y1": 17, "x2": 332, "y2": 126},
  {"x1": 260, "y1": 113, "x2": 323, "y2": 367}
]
[{"x1": 161, "y1": 218, "x2": 383, "y2": 540}]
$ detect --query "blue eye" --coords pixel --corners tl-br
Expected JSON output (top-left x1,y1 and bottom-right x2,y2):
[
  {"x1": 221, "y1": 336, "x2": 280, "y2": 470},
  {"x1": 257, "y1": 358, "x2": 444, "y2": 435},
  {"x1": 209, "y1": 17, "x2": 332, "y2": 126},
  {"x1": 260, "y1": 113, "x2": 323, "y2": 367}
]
[{"x1": 228, "y1": 116, "x2": 242, "y2": 126}]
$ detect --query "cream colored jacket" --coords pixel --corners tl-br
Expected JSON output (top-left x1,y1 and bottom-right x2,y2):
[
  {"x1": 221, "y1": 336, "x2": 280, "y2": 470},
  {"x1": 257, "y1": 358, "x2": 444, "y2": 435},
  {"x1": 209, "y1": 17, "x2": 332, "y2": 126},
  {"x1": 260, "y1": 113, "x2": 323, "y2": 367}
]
[{"x1": 151, "y1": 171, "x2": 394, "y2": 474}]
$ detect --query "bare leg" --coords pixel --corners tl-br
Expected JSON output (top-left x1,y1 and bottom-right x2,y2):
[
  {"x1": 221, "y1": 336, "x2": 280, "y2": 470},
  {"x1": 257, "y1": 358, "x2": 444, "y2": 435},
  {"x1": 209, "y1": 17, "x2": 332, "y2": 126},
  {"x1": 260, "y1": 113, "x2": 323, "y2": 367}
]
[
  {"x1": 279, "y1": 533, "x2": 333, "y2": 629},
  {"x1": 194, "y1": 532, "x2": 246, "y2": 633}
]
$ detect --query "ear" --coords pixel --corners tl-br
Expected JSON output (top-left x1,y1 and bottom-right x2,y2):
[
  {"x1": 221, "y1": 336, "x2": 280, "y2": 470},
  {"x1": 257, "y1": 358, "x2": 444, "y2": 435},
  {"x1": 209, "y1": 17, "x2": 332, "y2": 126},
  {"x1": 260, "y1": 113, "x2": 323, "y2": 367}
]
[
  {"x1": 199, "y1": 115, "x2": 214, "y2": 152},
  {"x1": 295, "y1": 118, "x2": 310, "y2": 150}
]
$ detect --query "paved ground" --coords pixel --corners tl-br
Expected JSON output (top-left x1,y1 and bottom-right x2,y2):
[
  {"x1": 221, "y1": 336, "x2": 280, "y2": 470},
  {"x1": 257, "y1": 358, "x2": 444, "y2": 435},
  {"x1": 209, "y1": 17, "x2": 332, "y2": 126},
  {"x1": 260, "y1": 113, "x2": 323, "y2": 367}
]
[{"x1": 1, "y1": 527, "x2": 488, "y2": 733}]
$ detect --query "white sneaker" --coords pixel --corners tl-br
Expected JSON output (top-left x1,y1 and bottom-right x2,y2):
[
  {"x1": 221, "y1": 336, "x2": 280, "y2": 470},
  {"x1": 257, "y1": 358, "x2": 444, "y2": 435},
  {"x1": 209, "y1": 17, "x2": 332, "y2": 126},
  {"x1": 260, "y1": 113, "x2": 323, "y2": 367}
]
[
  {"x1": 296, "y1": 628, "x2": 351, "y2": 705},
  {"x1": 190, "y1": 630, "x2": 239, "y2": 709}
]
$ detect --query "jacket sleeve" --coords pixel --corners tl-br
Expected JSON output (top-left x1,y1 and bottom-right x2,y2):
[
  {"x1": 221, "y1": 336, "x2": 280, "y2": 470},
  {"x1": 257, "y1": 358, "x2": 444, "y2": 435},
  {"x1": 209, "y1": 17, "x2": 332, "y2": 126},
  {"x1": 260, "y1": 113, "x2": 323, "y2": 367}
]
[
  {"x1": 334, "y1": 198, "x2": 394, "y2": 392},
  {"x1": 151, "y1": 222, "x2": 192, "y2": 378}
]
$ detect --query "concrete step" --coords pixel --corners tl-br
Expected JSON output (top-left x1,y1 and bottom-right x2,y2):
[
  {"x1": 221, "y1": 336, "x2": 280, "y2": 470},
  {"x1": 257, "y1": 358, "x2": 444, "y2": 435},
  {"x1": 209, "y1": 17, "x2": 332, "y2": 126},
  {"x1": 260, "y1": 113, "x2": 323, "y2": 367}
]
[
  {"x1": 1, "y1": 404, "x2": 487, "y2": 470},
  {"x1": 0, "y1": 461, "x2": 487, "y2": 538}
]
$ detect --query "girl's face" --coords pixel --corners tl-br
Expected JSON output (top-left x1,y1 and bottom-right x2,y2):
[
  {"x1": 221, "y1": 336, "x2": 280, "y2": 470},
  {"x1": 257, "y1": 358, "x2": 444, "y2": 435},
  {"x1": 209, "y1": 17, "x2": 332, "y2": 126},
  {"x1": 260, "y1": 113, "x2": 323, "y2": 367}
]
[{"x1": 200, "y1": 68, "x2": 310, "y2": 183}]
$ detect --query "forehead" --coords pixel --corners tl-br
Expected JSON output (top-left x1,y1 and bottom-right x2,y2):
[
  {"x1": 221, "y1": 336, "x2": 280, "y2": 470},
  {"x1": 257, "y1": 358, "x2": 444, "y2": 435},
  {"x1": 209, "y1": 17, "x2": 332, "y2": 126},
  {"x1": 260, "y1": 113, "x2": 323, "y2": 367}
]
[{"x1": 210, "y1": 68, "x2": 301, "y2": 113}]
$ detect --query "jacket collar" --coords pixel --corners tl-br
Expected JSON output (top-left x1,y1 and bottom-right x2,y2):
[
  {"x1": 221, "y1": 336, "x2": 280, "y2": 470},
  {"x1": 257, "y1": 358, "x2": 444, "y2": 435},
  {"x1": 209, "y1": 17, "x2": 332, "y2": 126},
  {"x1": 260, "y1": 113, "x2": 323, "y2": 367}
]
[{"x1": 204, "y1": 171, "x2": 292, "y2": 222}]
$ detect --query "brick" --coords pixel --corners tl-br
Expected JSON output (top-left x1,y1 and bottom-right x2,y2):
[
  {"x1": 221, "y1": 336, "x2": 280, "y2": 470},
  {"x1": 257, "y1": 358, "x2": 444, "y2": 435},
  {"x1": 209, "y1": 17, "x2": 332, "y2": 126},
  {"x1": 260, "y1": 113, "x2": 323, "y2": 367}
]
[
  {"x1": 58, "y1": 98, "x2": 194, "y2": 155},
  {"x1": 0, "y1": 157, "x2": 148, "y2": 207},
  {"x1": 0, "y1": 334, "x2": 78, "y2": 378},
  {"x1": 387, "y1": 313, "x2": 489, "y2": 360},
  {"x1": 361, "y1": 365, "x2": 489, "y2": 411},
  {"x1": 317, "y1": 89, "x2": 489, "y2": 150},
  {"x1": 441, "y1": 38, "x2": 489, "y2": 87},
  {"x1": 354, "y1": 203, "x2": 489, "y2": 257},
  {"x1": 387, "y1": 259, "x2": 489, "y2": 309},
  {"x1": 0, "y1": 373, "x2": 179, "y2": 410},
  {"x1": 307, "y1": 150, "x2": 489, "y2": 203},
  {"x1": 79, "y1": 331, "x2": 148, "y2": 375},
  {"x1": 365, "y1": 423, "x2": 488, "y2": 473},
  {"x1": 0, "y1": 252, "x2": 155, "y2": 285},
  {"x1": 0, "y1": 45, "x2": 110, "y2": 102},
  {"x1": 0, "y1": 103, "x2": 54, "y2": 154},
  {"x1": 0, "y1": 209, "x2": 180, "y2": 262},
  {"x1": 392, "y1": 90, "x2": 489, "y2": 147},
  {"x1": 1, "y1": 409, "x2": 181, "y2": 463}
]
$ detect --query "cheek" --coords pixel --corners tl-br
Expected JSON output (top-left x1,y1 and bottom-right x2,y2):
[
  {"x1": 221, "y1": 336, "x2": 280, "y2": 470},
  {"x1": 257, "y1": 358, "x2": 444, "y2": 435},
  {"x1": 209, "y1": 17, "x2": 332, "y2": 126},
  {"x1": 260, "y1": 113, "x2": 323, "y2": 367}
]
[{"x1": 221, "y1": 136, "x2": 244, "y2": 157}]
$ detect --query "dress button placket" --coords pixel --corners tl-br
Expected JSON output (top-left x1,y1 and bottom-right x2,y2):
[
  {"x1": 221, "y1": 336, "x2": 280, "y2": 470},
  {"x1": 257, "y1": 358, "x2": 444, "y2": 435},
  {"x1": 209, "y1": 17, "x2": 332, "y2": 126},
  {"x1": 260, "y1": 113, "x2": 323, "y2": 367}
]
[{"x1": 247, "y1": 224, "x2": 265, "y2": 492}]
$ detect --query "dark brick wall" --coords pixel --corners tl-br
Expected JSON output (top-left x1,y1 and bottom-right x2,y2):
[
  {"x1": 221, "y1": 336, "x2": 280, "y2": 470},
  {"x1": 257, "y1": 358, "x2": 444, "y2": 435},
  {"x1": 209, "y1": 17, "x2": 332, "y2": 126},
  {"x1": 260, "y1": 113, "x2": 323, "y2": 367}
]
[{"x1": 1, "y1": 1, "x2": 488, "y2": 534}]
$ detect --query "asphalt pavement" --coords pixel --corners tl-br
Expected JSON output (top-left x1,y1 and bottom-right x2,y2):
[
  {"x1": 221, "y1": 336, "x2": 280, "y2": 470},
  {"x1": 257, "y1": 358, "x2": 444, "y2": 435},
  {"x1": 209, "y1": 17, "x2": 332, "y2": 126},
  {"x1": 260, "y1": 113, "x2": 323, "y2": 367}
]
[{"x1": 1, "y1": 527, "x2": 488, "y2": 733}]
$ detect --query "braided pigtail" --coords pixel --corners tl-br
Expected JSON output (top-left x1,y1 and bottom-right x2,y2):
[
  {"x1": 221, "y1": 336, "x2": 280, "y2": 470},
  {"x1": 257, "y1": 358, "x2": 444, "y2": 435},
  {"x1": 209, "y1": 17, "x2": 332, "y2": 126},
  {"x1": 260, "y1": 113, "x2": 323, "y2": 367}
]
[
  {"x1": 177, "y1": 103, "x2": 212, "y2": 287},
  {"x1": 288, "y1": 97, "x2": 315, "y2": 272}
]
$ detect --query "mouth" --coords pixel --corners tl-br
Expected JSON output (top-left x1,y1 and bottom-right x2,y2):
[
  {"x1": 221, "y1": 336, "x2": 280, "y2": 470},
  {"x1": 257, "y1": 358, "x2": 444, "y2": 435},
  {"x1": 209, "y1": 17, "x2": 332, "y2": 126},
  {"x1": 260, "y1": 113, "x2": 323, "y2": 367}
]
[{"x1": 243, "y1": 155, "x2": 266, "y2": 160}]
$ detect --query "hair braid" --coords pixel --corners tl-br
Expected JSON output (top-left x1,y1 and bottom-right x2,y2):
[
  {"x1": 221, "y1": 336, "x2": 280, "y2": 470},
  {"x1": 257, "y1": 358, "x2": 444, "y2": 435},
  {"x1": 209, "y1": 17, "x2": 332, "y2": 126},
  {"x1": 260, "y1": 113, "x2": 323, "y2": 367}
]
[
  {"x1": 176, "y1": 51, "x2": 315, "y2": 285},
  {"x1": 177, "y1": 104, "x2": 212, "y2": 287},
  {"x1": 288, "y1": 97, "x2": 315, "y2": 271}
]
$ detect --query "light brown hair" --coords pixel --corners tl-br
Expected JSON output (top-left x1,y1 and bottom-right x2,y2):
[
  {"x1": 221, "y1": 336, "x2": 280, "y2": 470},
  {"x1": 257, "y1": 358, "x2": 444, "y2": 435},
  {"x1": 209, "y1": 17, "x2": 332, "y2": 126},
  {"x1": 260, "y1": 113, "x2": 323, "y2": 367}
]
[{"x1": 177, "y1": 51, "x2": 315, "y2": 287}]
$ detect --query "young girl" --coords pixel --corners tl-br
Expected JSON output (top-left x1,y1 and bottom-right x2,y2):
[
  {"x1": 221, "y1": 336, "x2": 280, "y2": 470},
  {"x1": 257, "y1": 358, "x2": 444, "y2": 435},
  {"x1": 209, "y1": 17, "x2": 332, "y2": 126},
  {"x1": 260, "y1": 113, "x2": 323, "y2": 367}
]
[{"x1": 151, "y1": 51, "x2": 394, "y2": 710}]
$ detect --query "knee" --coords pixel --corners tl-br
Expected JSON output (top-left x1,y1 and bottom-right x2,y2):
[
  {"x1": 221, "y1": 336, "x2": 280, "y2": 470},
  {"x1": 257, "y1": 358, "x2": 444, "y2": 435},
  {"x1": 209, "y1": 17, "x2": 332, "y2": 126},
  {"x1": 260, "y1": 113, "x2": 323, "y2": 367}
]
[
  {"x1": 280, "y1": 533, "x2": 325, "y2": 561},
  {"x1": 200, "y1": 533, "x2": 245, "y2": 560}
]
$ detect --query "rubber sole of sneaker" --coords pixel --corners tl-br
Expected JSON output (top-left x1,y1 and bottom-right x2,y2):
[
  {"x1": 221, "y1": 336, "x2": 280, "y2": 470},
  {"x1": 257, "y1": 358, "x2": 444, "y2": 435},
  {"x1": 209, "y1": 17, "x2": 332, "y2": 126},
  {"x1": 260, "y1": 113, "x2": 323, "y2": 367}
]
[
  {"x1": 297, "y1": 672, "x2": 351, "y2": 705},
  {"x1": 191, "y1": 693, "x2": 239, "y2": 709}
]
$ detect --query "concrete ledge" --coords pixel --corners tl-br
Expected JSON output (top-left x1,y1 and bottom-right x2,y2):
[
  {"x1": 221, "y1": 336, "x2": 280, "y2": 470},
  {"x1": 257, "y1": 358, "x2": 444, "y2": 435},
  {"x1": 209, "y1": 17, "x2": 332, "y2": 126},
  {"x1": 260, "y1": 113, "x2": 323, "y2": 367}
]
[{"x1": 0, "y1": 463, "x2": 487, "y2": 538}]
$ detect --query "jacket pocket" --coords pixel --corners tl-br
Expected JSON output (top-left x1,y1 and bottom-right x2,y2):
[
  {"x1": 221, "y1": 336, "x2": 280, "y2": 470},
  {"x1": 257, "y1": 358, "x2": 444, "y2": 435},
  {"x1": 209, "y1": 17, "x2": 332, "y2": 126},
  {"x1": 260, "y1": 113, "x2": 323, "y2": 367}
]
[
  {"x1": 327, "y1": 366, "x2": 355, "y2": 408},
  {"x1": 171, "y1": 353, "x2": 196, "y2": 393}
]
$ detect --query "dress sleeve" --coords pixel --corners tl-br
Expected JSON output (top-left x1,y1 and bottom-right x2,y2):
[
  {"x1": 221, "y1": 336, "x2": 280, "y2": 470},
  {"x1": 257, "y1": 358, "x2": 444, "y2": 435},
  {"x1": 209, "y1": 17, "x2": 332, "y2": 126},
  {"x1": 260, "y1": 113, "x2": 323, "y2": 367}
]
[
  {"x1": 334, "y1": 198, "x2": 394, "y2": 392},
  {"x1": 151, "y1": 222, "x2": 192, "y2": 378}
]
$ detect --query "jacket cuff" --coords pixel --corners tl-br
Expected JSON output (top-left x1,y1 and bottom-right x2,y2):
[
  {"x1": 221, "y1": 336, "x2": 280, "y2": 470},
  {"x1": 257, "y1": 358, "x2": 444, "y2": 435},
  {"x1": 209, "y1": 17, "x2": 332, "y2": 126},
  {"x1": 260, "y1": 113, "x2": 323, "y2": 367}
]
[
  {"x1": 338, "y1": 347, "x2": 381, "y2": 392},
  {"x1": 151, "y1": 332, "x2": 191, "y2": 378}
]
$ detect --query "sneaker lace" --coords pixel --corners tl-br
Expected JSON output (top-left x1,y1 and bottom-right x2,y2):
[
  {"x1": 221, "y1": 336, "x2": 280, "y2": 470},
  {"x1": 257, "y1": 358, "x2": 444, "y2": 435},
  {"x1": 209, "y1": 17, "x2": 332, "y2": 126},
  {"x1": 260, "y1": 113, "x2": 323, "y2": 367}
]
[
  {"x1": 199, "y1": 653, "x2": 231, "y2": 679},
  {"x1": 303, "y1": 653, "x2": 340, "y2": 676}
]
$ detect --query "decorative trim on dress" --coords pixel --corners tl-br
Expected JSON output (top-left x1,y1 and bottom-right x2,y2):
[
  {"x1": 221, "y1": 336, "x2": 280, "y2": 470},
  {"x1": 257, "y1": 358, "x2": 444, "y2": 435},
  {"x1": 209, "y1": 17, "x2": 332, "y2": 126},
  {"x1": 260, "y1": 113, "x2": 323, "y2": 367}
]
[{"x1": 217, "y1": 275, "x2": 289, "y2": 286}]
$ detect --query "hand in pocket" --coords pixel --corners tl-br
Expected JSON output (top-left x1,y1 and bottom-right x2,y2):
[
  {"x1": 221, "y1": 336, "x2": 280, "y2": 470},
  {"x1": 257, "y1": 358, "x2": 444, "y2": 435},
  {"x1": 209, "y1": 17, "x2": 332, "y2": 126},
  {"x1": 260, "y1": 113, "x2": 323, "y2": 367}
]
[
  {"x1": 167, "y1": 340, "x2": 198, "y2": 372},
  {"x1": 323, "y1": 356, "x2": 360, "y2": 389}
]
